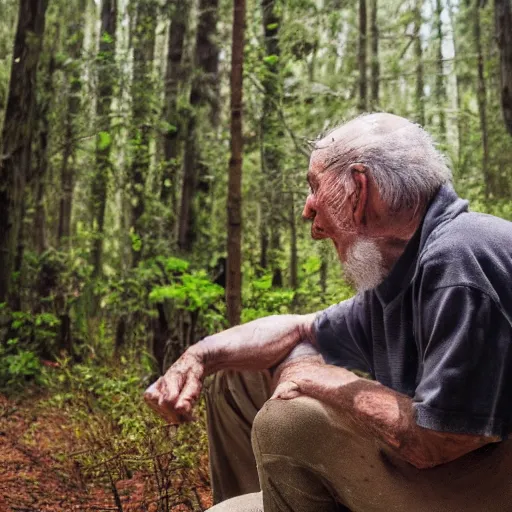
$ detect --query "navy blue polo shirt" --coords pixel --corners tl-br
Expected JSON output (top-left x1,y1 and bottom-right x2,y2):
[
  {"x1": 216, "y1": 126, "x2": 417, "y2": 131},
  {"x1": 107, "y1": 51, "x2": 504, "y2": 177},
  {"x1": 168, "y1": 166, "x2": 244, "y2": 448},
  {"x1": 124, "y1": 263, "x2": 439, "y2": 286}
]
[{"x1": 314, "y1": 185, "x2": 512, "y2": 438}]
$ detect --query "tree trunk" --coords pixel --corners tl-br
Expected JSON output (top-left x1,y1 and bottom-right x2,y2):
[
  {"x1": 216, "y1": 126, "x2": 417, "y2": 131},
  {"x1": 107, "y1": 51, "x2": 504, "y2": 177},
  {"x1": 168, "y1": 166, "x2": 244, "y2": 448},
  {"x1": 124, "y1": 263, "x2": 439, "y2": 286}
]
[
  {"x1": 260, "y1": 0, "x2": 283, "y2": 287},
  {"x1": 495, "y1": 0, "x2": 512, "y2": 136},
  {"x1": 226, "y1": 0, "x2": 245, "y2": 327},
  {"x1": 435, "y1": 0, "x2": 446, "y2": 140},
  {"x1": 90, "y1": 0, "x2": 117, "y2": 278},
  {"x1": 33, "y1": 44, "x2": 58, "y2": 255},
  {"x1": 0, "y1": 0, "x2": 49, "y2": 304},
  {"x1": 474, "y1": 2, "x2": 492, "y2": 199},
  {"x1": 447, "y1": 0, "x2": 464, "y2": 174},
  {"x1": 289, "y1": 192, "x2": 298, "y2": 290},
  {"x1": 178, "y1": 0, "x2": 219, "y2": 253},
  {"x1": 370, "y1": 0, "x2": 379, "y2": 110},
  {"x1": 358, "y1": 0, "x2": 368, "y2": 112},
  {"x1": 130, "y1": 0, "x2": 157, "y2": 267},
  {"x1": 58, "y1": 1, "x2": 87, "y2": 246},
  {"x1": 413, "y1": 0, "x2": 425, "y2": 125},
  {"x1": 160, "y1": 0, "x2": 190, "y2": 221}
]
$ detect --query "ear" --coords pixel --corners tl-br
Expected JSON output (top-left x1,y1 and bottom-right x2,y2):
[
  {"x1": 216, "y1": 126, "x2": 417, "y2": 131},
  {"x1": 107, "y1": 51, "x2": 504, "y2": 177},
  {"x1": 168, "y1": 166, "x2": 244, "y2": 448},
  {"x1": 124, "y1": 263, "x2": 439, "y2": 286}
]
[{"x1": 348, "y1": 164, "x2": 368, "y2": 227}]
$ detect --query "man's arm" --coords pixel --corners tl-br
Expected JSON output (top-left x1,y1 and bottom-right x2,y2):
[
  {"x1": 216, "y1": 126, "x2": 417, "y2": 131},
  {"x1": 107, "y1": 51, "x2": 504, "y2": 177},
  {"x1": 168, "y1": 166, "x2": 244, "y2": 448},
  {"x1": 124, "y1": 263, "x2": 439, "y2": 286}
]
[
  {"x1": 273, "y1": 361, "x2": 500, "y2": 469},
  {"x1": 144, "y1": 313, "x2": 316, "y2": 423}
]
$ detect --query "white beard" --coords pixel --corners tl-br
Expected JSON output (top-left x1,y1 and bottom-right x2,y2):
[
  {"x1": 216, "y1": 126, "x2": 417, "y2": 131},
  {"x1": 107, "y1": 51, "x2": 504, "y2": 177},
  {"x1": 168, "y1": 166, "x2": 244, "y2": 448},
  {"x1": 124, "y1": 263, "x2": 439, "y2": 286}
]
[{"x1": 343, "y1": 238, "x2": 386, "y2": 292}]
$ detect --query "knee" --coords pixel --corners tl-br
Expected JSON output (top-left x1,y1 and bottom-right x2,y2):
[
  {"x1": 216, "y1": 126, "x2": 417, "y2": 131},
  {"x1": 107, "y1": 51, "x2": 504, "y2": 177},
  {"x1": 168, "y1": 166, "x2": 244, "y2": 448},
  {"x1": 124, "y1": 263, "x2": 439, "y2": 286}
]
[{"x1": 251, "y1": 396, "x2": 327, "y2": 458}]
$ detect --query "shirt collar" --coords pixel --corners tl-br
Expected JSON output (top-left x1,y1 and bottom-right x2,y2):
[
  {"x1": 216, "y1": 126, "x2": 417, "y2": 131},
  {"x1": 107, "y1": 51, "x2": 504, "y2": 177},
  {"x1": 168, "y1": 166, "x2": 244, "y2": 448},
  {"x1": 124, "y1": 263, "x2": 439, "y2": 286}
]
[{"x1": 374, "y1": 185, "x2": 469, "y2": 304}]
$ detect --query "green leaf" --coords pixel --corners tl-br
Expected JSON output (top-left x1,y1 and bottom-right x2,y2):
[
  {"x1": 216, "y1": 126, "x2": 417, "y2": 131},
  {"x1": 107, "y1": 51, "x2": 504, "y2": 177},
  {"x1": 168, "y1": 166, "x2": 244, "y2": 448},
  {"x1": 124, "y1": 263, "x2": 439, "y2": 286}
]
[
  {"x1": 97, "y1": 131, "x2": 112, "y2": 150},
  {"x1": 263, "y1": 55, "x2": 279, "y2": 66},
  {"x1": 266, "y1": 22, "x2": 279, "y2": 30}
]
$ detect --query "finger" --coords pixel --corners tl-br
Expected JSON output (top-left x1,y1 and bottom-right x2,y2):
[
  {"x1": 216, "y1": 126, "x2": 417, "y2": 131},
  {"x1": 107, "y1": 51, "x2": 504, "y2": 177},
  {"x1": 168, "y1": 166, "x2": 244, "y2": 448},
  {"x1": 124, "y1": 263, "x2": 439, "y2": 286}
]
[
  {"x1": 175, "y1": 373, "x2": 202, "y2": 414},
  {"x1": 162, "y1": 371, "x2": 186, "y2": 406},
  {"x1": 271, "y1": 380, "x2": 301, "y2": 400}
]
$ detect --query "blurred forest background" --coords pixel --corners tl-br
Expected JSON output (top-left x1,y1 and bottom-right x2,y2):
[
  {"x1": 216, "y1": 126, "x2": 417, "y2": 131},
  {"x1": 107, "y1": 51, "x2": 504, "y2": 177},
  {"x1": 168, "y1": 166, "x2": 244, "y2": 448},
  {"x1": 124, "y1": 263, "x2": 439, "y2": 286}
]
[{"x1": 0, "y1": 0, "x2": 511, "y2": 510}]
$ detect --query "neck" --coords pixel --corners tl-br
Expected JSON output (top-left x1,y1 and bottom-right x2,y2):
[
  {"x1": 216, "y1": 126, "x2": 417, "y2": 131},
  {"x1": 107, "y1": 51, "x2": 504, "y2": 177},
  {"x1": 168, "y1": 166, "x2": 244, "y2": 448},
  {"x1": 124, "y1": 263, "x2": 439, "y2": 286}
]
[{"x1": 371, "y1": 208, "x2": 424, "y2": 273}]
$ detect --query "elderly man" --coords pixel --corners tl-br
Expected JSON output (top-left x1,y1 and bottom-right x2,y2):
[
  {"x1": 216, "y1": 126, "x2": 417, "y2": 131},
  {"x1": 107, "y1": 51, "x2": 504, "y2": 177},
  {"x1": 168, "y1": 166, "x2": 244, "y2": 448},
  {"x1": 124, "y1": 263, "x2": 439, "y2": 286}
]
[{"x1": 145, "y1": 113, "x2": 512, "y2": 512}]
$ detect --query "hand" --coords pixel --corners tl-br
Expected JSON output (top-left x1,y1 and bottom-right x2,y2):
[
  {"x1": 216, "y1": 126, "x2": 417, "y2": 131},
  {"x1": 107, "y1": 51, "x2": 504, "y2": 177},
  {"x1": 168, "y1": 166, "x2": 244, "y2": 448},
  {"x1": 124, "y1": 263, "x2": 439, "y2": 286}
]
[
  {"x1": 144, "y1": 348, "x2": 204, "y2": 424},
  {"x1": 272, "y1": 359, "x2": 359, "y2": 402}
]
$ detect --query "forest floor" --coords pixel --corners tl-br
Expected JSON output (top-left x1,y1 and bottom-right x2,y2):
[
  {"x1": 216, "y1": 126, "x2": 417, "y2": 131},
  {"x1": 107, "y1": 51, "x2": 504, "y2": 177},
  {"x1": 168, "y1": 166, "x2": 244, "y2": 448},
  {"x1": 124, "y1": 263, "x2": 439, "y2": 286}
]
[{"x1": 0, "y1": 393, "x2": 212, "y2": 512}]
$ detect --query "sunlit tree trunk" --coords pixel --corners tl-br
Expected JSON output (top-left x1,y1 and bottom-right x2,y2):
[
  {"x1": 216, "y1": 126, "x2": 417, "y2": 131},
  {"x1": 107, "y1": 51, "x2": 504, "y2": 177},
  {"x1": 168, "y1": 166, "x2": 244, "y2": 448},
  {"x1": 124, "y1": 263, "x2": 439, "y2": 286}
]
[
  {"x1": 160, "y1": 0, "x2": 190, "y2": 222},
  {"x1": 0, "y1": 0, "x2": 49, "y2": 304},
  {"x1": 413, "y1": 0, "x2": 425, "y2": 125},
  {"x1": 58, "y1": 1, "x2": 87, "y2": 247},
  {"x1": 130, "y1": 0, "x2": 157, "y2": 266},
  {"x1": 495, "y1": 0, "x2": 512, "y2": 136},
  {"x1": 90, "y1": 0, "x2": 117, "y2": 278},
  {"x1": 370, "y1": 0, "x2": 379, "y2": 110},
  {"x1": 358, "y1": 0, "x2": 368, "y2": 112},
  {"x1": 178, "y1": 0, "x2": 219, "y2": 252},
  {"x1": 261, "y1": 0, "x2": 283, "y2": 287},
  {"x1": 226, "y1": 0, "x2": 245, "y2": 327}
]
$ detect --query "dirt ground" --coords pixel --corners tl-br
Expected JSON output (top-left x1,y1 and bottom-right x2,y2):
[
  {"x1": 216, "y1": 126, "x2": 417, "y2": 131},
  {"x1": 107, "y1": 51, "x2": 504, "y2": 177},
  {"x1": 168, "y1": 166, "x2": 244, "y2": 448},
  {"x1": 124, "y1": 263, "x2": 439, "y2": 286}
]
[{"x1": 0, "y1": 394, "x2": 212, "y2": 512}]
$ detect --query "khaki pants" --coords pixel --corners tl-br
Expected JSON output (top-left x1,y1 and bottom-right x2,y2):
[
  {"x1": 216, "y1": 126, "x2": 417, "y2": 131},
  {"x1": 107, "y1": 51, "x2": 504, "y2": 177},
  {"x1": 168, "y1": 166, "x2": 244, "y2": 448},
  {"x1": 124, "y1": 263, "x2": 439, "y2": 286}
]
[{"x1": 205, "y1": 371, "x2": 512, "y2": 512}]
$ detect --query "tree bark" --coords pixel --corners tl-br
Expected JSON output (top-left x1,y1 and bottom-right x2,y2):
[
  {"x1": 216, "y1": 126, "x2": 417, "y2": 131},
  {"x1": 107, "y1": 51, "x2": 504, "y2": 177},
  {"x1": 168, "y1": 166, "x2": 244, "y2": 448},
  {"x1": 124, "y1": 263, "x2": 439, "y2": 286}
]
[
  {"x1": 0, "y1": 0, "x2": 49, "y2": 304},
  {"x1": 435, "y1": 0, "x2": 446, "y2": 140},
  {"x1": 358, "y1": 0, "x2": 368, "y2": 112},
  {"x1": 130, "y1": 0, "x2": 157, "y2": 267},
  {"x1": 260, "y1": 0, "x2": 283, "y2": 287},
  {"x1": 178, "y1": 0, "x2": 219, "y2": 253},
  {"x1": 413, "y1": 0, "x2": 425, "y2": 125},
  {"x1": 495, "y1": 0, "x2": 512, "y2": 136},
  {"x1": 370, "y1": 0, "x2": 379, "y2": 110},
  {"x1": 90, "y1": 0, "x2": 117, "y2": 278},
  {"x1": 33, "y1": 48, "x2": 57, "y2": 255},
  {"x1": 226, "y1": 0, "x2": 245, "y2": 327},
  {"x1": 474, "y1": 1, "x2": 492, "y2": 199},
  {"x1": 58, "y1": 0, "x2": 87, "y2": 246},
  {"x1": 160, "y1": 0, "x2": 190, "y2": 219}
]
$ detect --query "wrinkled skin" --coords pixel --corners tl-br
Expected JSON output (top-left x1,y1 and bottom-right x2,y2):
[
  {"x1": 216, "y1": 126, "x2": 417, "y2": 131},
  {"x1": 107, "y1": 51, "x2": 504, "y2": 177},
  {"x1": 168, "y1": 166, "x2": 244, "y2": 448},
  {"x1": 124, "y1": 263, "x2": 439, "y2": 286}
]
[
  {"x1": 144, "y1": 314, "x2": 316, "y2": 423},
  {"x1": 145, "y1": 113, "x2": 499, "y2": 469}
]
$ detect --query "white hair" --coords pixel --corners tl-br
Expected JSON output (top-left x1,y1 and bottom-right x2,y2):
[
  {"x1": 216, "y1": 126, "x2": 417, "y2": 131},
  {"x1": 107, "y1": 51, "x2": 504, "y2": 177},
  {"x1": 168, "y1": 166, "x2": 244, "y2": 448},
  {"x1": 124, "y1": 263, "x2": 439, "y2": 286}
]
[{"x1": 314, "y1": 113, "x2": 452, "y2": 212}]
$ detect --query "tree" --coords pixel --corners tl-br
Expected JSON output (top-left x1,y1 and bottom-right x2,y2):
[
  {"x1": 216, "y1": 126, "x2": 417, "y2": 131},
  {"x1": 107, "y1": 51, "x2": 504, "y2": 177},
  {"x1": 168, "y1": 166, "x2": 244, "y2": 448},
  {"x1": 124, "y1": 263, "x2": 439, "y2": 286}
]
[
  {"x1": 370, "y1": 0, "x2": 379, "y2": 110},
  {"x1": 178, "y1": 0, "x2": 220, "y2": 252},
  {"x1": 474, "y1": 1, "x2": 491, "y2": 198},
  {"x1": 160, "y1": 0, "x2": 190, "y2": 221},
  {"x1": 226, "y1": 0, "x2": 246, "y2": 327},
  {"x1": 495, "y1": 0, "x2": 512, "y2": 136},
  {"x1": 435, "y1": 0, "x2": 446, "y2": 140},
  {"x1": 0, "y1": 0, "x2": 49, "y2": 304},
  {"x1": 413, "y1": 0, "x2": 425, "y2": 125},
  {"x1": 58, "y1": 0, "x2": 87, "y2": 246},
  {"x1": 90, "y1": 0, "x2": 117, "y2": 278},
  {"x1": 260, "y1": 0, "x2": 284, "y2": 287},
  {"x1": 358, "y1": 0, "x2": 368, "y2": 112},
  {"x1": 130, "y1": 0, "x2": 157, "y2": 266}
]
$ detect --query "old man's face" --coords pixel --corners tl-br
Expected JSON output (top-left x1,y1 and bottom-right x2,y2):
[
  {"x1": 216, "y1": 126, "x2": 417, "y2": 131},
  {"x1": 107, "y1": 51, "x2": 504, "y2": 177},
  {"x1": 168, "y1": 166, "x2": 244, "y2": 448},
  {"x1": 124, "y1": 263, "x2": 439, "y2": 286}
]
[{"x1": 302, "y1": 152, "x2": 386, "y2": 292}]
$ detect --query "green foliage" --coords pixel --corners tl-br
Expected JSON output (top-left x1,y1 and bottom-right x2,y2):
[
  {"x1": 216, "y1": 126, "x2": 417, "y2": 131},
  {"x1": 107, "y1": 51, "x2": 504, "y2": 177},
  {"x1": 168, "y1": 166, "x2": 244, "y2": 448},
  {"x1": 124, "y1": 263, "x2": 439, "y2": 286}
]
[
  {"x1": 0, "y1": 341, "x2": 42, "y2": 390},
  {"x1": 41, "y1": 355, "x2": 208, "y2": 509}
]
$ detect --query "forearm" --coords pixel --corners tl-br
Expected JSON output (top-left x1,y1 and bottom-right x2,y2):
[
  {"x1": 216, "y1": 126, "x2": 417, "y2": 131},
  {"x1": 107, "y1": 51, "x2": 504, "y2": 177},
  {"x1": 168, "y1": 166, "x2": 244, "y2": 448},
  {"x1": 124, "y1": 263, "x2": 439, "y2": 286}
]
[
  {"x1": 297, "y1": 372, "x2": 497, "y2": 468},
  {"x1": 190, "y1": 313, "x2": 317, "y2": 375}
]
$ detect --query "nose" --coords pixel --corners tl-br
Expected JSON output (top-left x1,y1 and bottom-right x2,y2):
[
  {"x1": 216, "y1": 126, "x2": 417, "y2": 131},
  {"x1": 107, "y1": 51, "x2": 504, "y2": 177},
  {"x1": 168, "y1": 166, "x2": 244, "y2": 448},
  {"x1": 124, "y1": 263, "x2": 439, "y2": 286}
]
[{"x1": 302, "y1": 194, "x2": 316, "y2": 220}]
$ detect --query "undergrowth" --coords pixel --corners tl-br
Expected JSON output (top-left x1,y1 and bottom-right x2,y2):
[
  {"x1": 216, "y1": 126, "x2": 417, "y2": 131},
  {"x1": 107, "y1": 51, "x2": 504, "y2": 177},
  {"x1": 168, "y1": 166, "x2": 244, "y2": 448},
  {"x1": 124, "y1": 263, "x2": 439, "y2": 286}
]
[{"x1": 39, "y1": 354, "x2": 210, "y2": 511}]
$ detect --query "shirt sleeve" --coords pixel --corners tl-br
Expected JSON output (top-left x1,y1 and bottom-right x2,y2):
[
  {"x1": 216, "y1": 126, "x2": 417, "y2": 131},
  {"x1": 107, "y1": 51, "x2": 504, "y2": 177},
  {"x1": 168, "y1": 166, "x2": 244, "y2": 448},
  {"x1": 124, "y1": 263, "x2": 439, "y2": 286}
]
[
  {"x1": 313, "y1": 295, "x2": 372, "y2": 375},
  {"x1": 414, "y1": 285, "x2": 512, "y2": 438}
]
